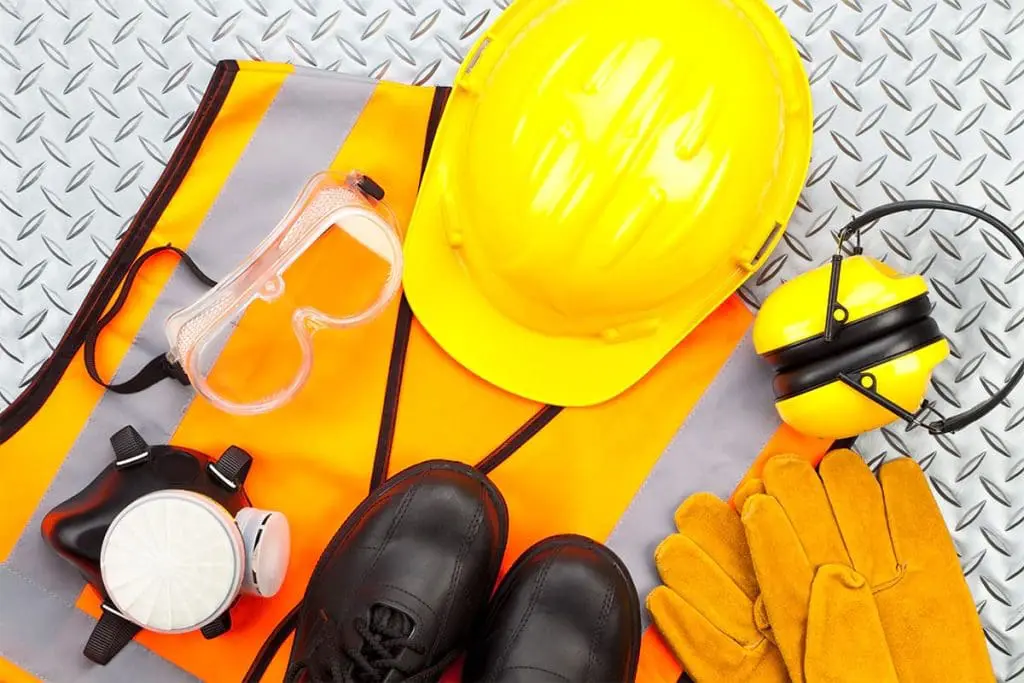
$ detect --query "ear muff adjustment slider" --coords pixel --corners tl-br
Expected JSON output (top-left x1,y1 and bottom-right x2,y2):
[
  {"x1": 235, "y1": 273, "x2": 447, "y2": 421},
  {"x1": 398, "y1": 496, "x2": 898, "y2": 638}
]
[{"x1": 838, "y1": 371, "x2": 945, "y2": 434}]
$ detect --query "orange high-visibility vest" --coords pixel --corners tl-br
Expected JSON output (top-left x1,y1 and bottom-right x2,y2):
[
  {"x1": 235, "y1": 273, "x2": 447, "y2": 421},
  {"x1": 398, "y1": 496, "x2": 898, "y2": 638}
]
[{"x1": 0, "y1": 60, "x2": 829, "y2": 683}]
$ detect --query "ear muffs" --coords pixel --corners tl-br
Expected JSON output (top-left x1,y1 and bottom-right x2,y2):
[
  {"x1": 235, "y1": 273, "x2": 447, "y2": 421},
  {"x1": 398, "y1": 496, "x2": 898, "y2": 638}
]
[
  {"x1": 762, "y1": 292, "x2": 934, "y2": 370},
  {"x1": 754, "y1": 200, "x2": 1024, "y2": 440},
  {"x1": 754, "y1": 255, "x2": 950, "y2": 439},
  {"x1": 772, "y1": 317, "x2": 944, "y2": 399},
  {"x1": 771, "y1": 319, "x2": 949, "y2": 438}
]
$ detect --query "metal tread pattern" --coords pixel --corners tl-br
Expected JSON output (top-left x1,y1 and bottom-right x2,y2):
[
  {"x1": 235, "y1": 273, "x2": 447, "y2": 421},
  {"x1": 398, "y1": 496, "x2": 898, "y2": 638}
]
[{"x1": 0, "y1": 0, "x2": 1020, "y2": 680}]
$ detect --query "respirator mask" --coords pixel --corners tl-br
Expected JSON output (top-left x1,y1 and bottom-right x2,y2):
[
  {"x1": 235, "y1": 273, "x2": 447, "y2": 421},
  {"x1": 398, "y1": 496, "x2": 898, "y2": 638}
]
[{"x1": 42, "y1": 425, "x2": 290, "y2": 664}]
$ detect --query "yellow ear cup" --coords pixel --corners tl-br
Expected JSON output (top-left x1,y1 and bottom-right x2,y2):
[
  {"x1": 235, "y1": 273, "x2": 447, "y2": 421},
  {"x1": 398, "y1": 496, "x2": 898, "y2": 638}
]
[
  {"x1": 753, "y1": 255, "x2": 930, "y2": 361},
  {"x1": 754, "y1": 255, "x2": 949, "y2": 439},
  {"x1": 774, "y1": 333, "x2": 949, "y2": 439}
]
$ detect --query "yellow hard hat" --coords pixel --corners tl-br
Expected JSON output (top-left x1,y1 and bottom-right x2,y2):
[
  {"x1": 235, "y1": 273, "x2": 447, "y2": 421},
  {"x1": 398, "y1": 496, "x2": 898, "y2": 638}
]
[{"x1": 404, "y1": 0, "x2": 813, "y2": 406}]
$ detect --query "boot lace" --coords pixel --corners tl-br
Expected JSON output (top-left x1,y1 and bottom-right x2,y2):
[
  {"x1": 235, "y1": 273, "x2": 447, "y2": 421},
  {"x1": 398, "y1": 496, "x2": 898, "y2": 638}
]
[{"x1": 286, "y1": 605, "x2": 456, "y2": 683}]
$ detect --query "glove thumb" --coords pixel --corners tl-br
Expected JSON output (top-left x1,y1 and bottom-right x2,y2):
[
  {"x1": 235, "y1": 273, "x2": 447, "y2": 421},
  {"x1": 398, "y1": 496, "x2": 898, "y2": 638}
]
[{"x1": 804, "y1": 564, "x2": 899, "y2": 683}]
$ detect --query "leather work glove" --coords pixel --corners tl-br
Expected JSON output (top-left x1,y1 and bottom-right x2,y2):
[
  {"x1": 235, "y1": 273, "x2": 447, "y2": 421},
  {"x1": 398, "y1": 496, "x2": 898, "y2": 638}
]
[
  {"x1": 742, "y1": 449, "x2": 995, "y2": 683},
  {"x1": 646, "y1": 481, "x2": 789, "y2": 682}
]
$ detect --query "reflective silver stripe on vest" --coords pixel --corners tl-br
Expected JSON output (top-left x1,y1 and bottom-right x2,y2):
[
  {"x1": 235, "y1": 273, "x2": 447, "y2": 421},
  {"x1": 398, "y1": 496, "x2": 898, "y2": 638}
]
[
  {"x1": 0, "y1": 66, "x2": 377, "y2": 683},
  {"x1": 605, "y1": 331, "x2": 782, "y2": 629}
]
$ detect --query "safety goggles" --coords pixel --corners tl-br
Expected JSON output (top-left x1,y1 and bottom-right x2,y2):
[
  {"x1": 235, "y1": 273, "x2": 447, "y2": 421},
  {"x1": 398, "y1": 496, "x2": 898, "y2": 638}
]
[{"x1": 165, "y1": 171, "x2": 403, "y2": 414}]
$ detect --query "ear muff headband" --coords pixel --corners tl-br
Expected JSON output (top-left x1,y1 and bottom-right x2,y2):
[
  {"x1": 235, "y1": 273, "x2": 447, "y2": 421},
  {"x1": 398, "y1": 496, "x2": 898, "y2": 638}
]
[{"x1": 827, "y1": 200, "x2": 1024, "y2": 434}]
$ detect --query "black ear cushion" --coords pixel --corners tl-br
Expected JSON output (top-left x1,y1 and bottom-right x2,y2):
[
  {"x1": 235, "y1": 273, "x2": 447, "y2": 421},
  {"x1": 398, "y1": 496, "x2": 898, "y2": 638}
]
[
  {"x1": 773, "y1": 316, "x2": 944, "y2": 400},
  {"x1": 763, "y1": 294, "x2": 933, "y2": 371}
]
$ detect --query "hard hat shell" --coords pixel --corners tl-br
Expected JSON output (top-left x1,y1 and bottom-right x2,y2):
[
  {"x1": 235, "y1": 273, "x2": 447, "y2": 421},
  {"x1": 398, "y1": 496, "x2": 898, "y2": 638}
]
[{"x1": 404, "y1": 0, "x2": 814, "y2": 406}]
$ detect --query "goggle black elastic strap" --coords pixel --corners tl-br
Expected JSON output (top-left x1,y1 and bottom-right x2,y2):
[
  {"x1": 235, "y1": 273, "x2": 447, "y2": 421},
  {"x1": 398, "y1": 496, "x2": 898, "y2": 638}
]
[
  {"x1": 823, "y1": 199, "x2": 1024, "y2": 435},
  {"x1": 83, "y1": 244, "x2": 215, "y2": 394}
]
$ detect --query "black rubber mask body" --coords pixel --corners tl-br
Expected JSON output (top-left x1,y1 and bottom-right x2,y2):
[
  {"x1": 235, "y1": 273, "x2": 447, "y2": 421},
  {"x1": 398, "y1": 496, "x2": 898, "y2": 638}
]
[{"x1": 42, "y1": 426, "x2": 252, "y2": 599}]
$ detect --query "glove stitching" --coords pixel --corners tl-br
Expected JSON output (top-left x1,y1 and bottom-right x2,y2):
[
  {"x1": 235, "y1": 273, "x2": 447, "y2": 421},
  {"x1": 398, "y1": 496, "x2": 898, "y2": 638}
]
[{"x1": 870, "y1": 562, "x2": 908, "y2": 594}]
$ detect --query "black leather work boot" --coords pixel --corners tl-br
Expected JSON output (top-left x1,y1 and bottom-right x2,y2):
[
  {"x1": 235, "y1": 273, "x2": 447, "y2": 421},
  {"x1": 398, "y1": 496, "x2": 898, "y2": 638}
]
[
  {"x1": 248, "y1": 460, "x2": 508, "y2": 683},
  {"x1": 463, "y1": 534, "x2": 641, "y2": 683}
]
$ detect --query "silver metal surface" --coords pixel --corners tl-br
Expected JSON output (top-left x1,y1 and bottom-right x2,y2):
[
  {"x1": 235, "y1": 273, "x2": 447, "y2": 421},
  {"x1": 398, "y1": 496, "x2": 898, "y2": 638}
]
[{"x1": 0, "y1": 0, "x2": 1020, "y2": 680}]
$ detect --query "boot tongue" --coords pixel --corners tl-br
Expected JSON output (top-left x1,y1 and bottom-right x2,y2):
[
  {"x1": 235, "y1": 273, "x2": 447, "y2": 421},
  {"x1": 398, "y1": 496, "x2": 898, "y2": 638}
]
[
  {"x1": 351, "y1": 604, "x2": 416, "y2": 683},
  {"x1": 366, "y1": 604, "x2": 414, "y2": 640}
]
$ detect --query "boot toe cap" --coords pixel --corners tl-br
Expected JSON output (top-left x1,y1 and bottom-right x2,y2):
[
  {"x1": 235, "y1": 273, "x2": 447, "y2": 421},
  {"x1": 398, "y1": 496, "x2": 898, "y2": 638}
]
[{"x1": 468, "y1": 534, "x2": 641, "y2": 683}]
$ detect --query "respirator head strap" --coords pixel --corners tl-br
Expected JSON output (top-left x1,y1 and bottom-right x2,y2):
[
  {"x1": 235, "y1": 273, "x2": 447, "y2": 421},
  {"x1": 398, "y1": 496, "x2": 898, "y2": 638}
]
[
  {"x1": 83, "y1": 603, "x2": 141, "y2": 665},
  {"x1": 84, "y1": 245, "x2": 214, "y2": 395},
  {"x1": 200, "y1": 612, "x2": 233, "y2": 640},
  {"x1": 110, "y1": 425, "x2": 150, "y2": 469},
  {"x1": 208, "y1": 445, "x2": 253, "y2": 491},
  {"x1": 834, "y1": 200, "x2": 1024, "y2": 435}
]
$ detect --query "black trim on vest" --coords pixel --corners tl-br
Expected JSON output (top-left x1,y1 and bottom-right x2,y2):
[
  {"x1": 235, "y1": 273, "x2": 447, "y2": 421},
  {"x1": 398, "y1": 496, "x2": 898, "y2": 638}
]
[
  {"x1": 0, "y1": 61, "x2": 239, "y2": 444},
  {"x1": 370, "y1": 294, "x2": 414, "y2": 492},
  {"x1": 475, "y1": 405, "x2": 565, "y2": 475},
  {"x1": 369, "y1": 84, "x2": 565, "y2": 491},
  {"x1": 241, "y1": 604, "x2": 300, "y2": 683},
  {"x1": 422, "y1": 87, "x2": 450, "y2": 178},
  {"x1": 369, "y1": 87, "x2": 450, "y2": 493}
]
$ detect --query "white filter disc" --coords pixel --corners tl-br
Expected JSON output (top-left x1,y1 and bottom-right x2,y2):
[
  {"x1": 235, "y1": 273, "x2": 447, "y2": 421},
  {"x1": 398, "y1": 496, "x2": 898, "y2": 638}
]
[{"x1": 100, "y1": 490, "x2": 244, "y2": 633}]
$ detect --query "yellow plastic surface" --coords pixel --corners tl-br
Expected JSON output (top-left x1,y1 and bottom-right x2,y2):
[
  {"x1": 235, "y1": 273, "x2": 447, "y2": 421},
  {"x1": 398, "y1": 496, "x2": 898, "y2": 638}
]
[
  {"x1": 404, "y1": 0, "x2": 813, "y2": 406},
  {"x1": 775, "y1": 338, "x2": 950, "y2": 438},
  {"x1": 753, "y1": 255, "x2": 930, "y2": 355}
]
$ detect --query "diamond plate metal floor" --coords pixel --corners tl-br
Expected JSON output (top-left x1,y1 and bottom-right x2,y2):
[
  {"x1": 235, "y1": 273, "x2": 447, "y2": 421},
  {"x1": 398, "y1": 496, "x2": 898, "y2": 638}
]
[{"x1": 0, "y1": 0, "x2": 1021, "y2": 680}]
